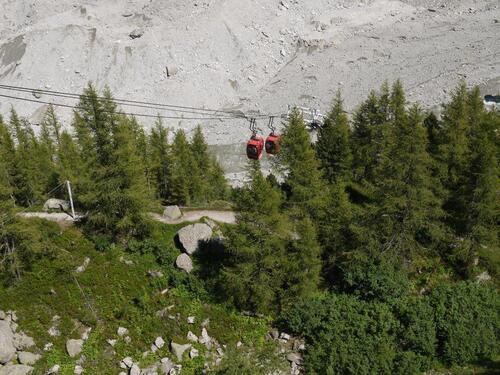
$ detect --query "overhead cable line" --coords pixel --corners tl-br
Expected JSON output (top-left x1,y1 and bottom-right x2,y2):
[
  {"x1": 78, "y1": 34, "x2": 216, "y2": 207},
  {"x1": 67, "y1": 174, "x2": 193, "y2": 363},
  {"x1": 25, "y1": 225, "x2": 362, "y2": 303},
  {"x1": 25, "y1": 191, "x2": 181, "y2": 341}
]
[
  {"x1": 0, "y1": 93, "x2": 247, "y2": 121},
  {"x1": 0, "y1": 83, "x2": 280, "y2": 119}
]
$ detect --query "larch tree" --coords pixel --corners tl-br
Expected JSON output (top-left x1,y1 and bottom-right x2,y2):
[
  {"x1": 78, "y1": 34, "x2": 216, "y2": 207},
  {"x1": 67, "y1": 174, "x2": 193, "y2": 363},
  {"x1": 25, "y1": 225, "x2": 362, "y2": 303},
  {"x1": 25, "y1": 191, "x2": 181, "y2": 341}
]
[{"x1": 149, "y1": 118, "x2": 172, "y2": 202}]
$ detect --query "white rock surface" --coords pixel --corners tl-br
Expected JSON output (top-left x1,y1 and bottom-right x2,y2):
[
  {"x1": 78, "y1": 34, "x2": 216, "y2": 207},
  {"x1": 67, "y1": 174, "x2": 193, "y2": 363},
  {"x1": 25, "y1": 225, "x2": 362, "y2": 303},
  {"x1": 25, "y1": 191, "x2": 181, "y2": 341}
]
[
  {"x1": 73, "y1": 365, "x2": 84, "y2": 374},
  {"x1": 186, "y1": 331, "x2": 198, "y2": 342},
  {"x1": 154, "y1": 337, "x2": 165, "y2": 349},
  {"x1": 117, "y1": 327, "x2": 128, "y2": 337},
  {"x1": 129, "y1": 364, "x2": 140, "y2": 375},
  {"x1": 177, "y1": 224, "x2": 213, "y2": 255},
  {"x1": 43, "y1": 199, "x2": 69, "y2": 212}
]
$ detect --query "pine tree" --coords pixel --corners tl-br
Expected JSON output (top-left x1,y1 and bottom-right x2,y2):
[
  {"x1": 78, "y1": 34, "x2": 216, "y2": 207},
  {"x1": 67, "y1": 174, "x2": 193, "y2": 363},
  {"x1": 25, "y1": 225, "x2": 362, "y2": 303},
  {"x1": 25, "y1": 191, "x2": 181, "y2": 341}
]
[
  {"x1": 222, "y1": 161, "x2": 289, "y2": 314},
  {"x1": 149, "y1": 118, "x2": 172, "y2": 202},
  {"x1": 279, "y1": 109, "x2": 328, "y2": 220},
  {"x1": 170, "y1": 129, "x2": 197, "y2": 205},
  {"x1": 371, "y1": 83, "x2": 444, "y2": 258},
  {"x1": 316, "y1": 91, "x2": 353, "y2": 185}
]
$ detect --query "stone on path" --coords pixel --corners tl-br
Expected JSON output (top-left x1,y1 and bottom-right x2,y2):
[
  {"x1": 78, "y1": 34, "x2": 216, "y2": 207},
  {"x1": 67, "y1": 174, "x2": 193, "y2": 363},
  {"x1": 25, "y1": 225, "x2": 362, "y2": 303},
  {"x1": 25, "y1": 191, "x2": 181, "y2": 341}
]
[{"x1": 163, "y1": 205, "x2": 182, "y2": 220}]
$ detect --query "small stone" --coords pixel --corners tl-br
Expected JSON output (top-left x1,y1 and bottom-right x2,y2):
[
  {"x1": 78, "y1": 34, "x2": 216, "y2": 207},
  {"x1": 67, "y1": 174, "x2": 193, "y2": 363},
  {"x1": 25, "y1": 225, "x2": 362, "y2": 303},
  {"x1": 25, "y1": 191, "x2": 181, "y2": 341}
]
[
  {"x1": 216, "y1": 347, "x2": 224, "y2": 356},
  {"x1": 44, "y1": 343, "x2": 53, "y2": 351},
  {"x1": 187, "y1": 316, "x2": 195, "y2": 324},
  {"x1": 287, "y1": 352, "x2": 303, "y2": 364},
  {"x1": 117, "y1": 327, "x2": 128, "y2": 337},
  {"x1": 74, "y1": 365, "x2": 84, "y2": 374},
  {"x1": 189, "y1": 348, "x2": 199, "y2": 358},
  {"x1": 236, "y1": 341, "x2": 242, "y2": 348},
  {"x1": 148, "y1": 270, "x2": 164, "y2": 278},
  {"x1": 129, "y1": 28, "x2": 144, "y2": 39},
  {"x1": 160, "y1": 358, "x2": 174, "y2": 374},
  {"x1": 124, "y1": 336, "x2": 131, "y2": 344},
  {"x1": 151, "y1": 344, "x2": 158, "y2": 353},
  {"x1": 186, "y1": 331, "x2": 198, "y2": 342},
  {"x1": 106, "y1": 339, "x2": 116, "y2": 347},
  {"x1": 75, "y1": 258, "x2": 90, "y2": 273},
  {"x1": 66, "y1": 339, "x2": 84, "y2": 358},
  {"x1": 47, "y1": 364, "x2": 60, "y2": 374},
  {"x1": 48, "y1": 326, "x2": 60, "y2": 337},
  {"x1": 476, "y1": 271, "x2": 492, "y2": 283},
  {"x1": 280, "y1": 333, "x2": 291, "y2": 341},
  {"x1": 270, "y1": 329, "x2": 279, "y2": 340},
  {"x1": 121, "y1": 357, "x2": 133, "y2": 368}
]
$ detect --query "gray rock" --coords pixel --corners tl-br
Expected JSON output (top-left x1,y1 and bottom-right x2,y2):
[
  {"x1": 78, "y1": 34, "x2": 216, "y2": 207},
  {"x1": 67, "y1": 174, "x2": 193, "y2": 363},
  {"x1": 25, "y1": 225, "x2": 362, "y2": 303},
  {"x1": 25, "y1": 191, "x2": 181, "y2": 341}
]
[
  {"x1": 175, "y1": 254, "x2": 193, "y2": 273},
  {"x1": 160, "y1": 358, "x2": 174, "y2": 374},
  {"x1": 66, "y1": 339, "x2": 84, "y2": 358},
  {"x1": 148, "y1": 270, "x2": 164, "y2": 278},
  {"x1": 73, "y1": 365, "x2": 83, "y2": 375},
  {"x1": 166, "y1": 66, "x2": 178, "y2": 77},
  {"x1": 121, "y1": 357, "x2": 133, "y2": 368},
  {"x1": 129, "y1": 28, "x2": 144, "y2": 39},
  {"x1": 154, "y1": 337, "x2": 165, "y2": 349},
  {"x1": 17, "y1": 352, "x2": 41, "y2": 365},
  {"x1": 199, "y1": 328, "x2": 212, "y2": 349},
  {"x1": 177, "y1": 223, "x2": 212, "y2": 255},
  {"x1": 141, "y1": 364, "x2": 158, "y2": 375},
  {"x1": 75, "y1": 257, "x2": 90, "y2": 273},
  {"x1": 0, "y1": 364, "x2": 34, "y2": 375},
  {"x1": 170, "y1": 342, "x2": 191, "y2": 361},
  {"x1": 46, "y1": 364, "x2": 59, "y2": 374},
  {"x1": 163, "y1": 205, "x2": 182, "y2": 220},
  {"x1": 130, "y1": 364, "x2": 140, "y2": 375},
  {"x1": 0, "y1": 311, "x2": 5, "y2": 320},
  {"x1": 43, "y1": 199, "x2": 69, "y2": 212},
  {"x1": 286, "y1": 352, "x2": 302, "y2": 364},
  {"x1": 476, "y1": 271, "x2": 491, "y2": 283},
  {"x1": 186, "y1": 331, "x2": 198, "y2": 342},
  {"x1": 117, "y1": 327, "x2": 128, "y2": 337},
  {"x1": 0, "y1": 321, "x2": 16, "y2": 364},
  {"x1": 189, "y1": 348, "x2": 199, "y2": 359}
]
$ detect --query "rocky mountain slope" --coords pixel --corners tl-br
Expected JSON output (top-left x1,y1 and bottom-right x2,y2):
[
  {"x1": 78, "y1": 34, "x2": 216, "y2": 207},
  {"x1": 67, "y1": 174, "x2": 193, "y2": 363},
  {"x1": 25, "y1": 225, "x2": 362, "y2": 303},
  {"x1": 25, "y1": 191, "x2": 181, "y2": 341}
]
[{"x1": 0, "y1": 0, "x2": 498, "y2": 145}]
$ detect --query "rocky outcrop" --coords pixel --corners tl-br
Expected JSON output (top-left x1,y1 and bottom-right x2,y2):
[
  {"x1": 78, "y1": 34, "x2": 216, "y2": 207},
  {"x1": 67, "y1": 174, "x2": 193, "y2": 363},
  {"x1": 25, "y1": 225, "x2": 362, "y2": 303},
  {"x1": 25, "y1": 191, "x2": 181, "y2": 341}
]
[
  {"x1": 0, "y1": 321, "x2": 16, "y2": 364},
  {"x1": 177, "y1": 224, "x2": 212, "y2": 255}
]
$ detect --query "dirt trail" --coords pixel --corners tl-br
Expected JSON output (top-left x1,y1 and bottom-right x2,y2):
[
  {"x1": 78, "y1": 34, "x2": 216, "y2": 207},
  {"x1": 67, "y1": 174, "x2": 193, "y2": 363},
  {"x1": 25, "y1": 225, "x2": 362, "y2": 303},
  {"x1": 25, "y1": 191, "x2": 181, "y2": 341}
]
[{"x1": 19, "y1": 210, "x2": 237, "y2": 225}]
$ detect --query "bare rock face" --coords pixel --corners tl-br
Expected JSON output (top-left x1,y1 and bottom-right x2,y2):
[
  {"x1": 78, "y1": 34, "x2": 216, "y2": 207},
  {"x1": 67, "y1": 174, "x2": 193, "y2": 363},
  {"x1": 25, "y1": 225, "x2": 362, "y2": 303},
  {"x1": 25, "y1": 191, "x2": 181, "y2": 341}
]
[
  {"x1": 175, "y1": 254, "x2": 193, "y2": 273},
  {"x1": 177, "y1": 223, "x2": 212, "y2": 255},
  {"x1": 0, "y1": 320, "x2": 16, "y2": 364},
  {"x1": 163, "y1": 205, "x2": 182, "y2": 220}
]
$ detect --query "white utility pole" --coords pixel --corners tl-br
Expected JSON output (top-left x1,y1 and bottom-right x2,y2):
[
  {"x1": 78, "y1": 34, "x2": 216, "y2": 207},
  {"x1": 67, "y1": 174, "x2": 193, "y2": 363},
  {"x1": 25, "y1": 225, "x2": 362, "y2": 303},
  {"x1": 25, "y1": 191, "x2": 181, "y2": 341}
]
[{"x1": 66, "y1": 180, "x2": 76, "y2": 219}]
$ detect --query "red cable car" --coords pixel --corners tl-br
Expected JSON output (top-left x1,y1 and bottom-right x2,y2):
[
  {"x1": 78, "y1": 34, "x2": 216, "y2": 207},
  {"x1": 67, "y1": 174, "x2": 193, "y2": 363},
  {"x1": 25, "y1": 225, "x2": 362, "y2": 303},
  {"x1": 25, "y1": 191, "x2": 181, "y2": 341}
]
[
  {"x1": 247, "y1": 134, "x2": 264, "y2": 160},
  {"x1": 265, "y1": 133, "x2": 281, "y2": 155}
]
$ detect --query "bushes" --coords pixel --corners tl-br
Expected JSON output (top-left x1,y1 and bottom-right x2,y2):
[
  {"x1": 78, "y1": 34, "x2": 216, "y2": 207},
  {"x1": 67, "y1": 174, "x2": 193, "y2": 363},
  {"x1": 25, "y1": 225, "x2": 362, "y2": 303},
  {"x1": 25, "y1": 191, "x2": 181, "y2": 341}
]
[
  {"x1": 429, "y1": 282, "x2": 500, "y2": 365},
  {"x1": 280, "y1": 293, "x2": 399, "y2": 375},
  {"x1": 280, "y1": 282, "x2": 499, "y2": 374}
]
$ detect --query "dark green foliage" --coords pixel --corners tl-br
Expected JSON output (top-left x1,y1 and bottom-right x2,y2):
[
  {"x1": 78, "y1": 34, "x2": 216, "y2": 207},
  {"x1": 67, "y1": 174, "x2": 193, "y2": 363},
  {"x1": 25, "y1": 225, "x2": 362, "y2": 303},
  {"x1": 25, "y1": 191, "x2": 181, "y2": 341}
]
[
  {"x1": 429, "y1": 282, "x2": 500, "y2": 365},
  {"x1": 340, "y1": 255, "x2": 410, "y2": 303},
  {"x1": 316, "y1": 91, "x2": 353, "y2": 185},
  {"x1": 279, "y1": 108, "x2": 328, "y2": 220},
  {"x1": 170, "y1": 129, "x2": 196, "y2": 205},
  {"x1": 280, "y1": 293, "x2": 399, "y2": 375}
]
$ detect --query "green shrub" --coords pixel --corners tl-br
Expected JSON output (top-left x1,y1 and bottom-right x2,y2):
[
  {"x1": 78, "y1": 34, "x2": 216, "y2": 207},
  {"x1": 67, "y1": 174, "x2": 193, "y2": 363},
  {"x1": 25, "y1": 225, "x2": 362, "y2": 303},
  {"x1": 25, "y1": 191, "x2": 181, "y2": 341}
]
[
  {"x1": 280, "y1": 293, "x2": 399, "y2": 375},
  {"x1": 429, "y1": 282, "x2": 499, "y2": 365}
]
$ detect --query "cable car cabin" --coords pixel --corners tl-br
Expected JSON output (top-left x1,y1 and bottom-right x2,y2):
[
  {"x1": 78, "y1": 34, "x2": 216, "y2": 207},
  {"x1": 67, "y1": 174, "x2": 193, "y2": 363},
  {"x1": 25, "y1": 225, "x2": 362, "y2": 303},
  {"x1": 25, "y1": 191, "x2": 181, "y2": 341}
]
[
  {"x1": 265, "y1": 133, "x2": 281, "y2": 155},
  {"x1": 246, "y1": 135, "x2": 264, "y2": 160}
]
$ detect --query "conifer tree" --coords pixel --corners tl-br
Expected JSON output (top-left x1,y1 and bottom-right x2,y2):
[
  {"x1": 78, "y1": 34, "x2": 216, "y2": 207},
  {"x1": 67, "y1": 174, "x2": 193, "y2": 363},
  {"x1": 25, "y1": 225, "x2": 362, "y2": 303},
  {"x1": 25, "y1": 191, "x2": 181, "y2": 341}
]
[
  {"x1": 316, "y1": 91, "x2": 353, "y2": 185},
  {"x1": 372, "y1": 83, "x2": 444, "y2": 258},
  {"x1": 170, "y1": 129, "x2": 197, "y2": 205},
  {"x1": 149, "y1": 118, "x2": 172, "y2": 202},
  {"x1": 222, "y1": 161, "x2": 289, "y2": 314},
  {"x1": 57, "y1": 131, "x2": 83, "y2": 190},
  {"x1": 279, "y1": 109, "x2": 328, "y2": 220}
]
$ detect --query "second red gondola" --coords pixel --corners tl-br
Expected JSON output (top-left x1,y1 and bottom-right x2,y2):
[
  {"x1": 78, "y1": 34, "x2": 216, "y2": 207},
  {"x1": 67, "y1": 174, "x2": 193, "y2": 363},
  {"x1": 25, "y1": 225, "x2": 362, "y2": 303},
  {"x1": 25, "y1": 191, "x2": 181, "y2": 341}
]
[
  {"x1": 265, "y1": 133, "x2": 281, "y2": 155},
  {"x1": 247, "y1": 135, "x2": 264, "y2": 160}
]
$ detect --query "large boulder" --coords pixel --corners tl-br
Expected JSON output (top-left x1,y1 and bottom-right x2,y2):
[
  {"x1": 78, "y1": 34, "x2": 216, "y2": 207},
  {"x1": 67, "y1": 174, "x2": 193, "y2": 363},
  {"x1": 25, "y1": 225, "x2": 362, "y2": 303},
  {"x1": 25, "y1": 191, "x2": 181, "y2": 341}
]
[
  {"x1": 177, "y1": 223, "x2": 212, "y2": 255},
  {"x1": 163, "y1": 206, "x2": 182, "y2": 220},
  {"x1": 0, "y1": 321, "x2": 16, "y2": 364},
  {"x1": 43, "y1": 199, "x2": 69, "y2": 212},
  {"x1": 0, "y1": 365, "x2": 34, "y2": 375},
  {"x1": 175, "y1": 254, "x2": 193, "y2": 273},
  {"x1": 66, "y1": 339, "x2": 83, "y2": 358}
]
